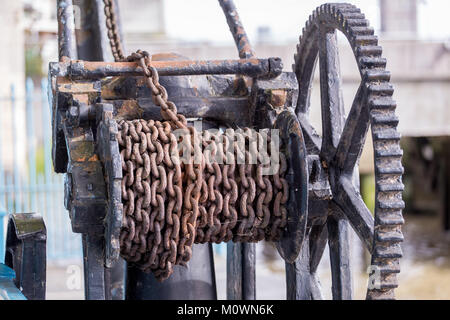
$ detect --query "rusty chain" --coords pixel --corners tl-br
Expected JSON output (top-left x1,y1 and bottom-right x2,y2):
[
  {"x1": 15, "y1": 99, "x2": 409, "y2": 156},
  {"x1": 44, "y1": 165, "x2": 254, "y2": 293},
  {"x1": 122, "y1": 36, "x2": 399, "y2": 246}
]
[
  {"x1": 103, "y1": 0, "x2": 125, "y2": 61},
  {"x1": 102, "y1": 3, "x2": 289, "y2": 281},
  {"x1": 118, "y1": 116, "x2": 289, "y2": 281}
]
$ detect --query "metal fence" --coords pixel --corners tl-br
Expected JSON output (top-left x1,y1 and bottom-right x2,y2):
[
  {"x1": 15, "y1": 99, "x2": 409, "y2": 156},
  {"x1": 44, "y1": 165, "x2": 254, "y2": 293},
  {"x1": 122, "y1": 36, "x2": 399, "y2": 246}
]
[{"x1": 0, "y1": 78, "x2": 82, "y2": 262}]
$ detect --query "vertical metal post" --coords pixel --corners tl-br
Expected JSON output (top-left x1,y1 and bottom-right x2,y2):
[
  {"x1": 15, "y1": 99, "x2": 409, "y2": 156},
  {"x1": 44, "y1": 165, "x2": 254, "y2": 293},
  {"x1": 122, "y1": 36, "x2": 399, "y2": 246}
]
[
  {"x1": 285, "y1": 237, "x2": 312, "y2": 300},
  {"x1": 219, "y1": 0, "x2": 257, "y2": 300},
  {"x1": 72, "y1": 0, "x2": 122, "y2": 300},
  {"x1": 82, "y1": 233, "x2": 111, "y2": 300},
  {"x1": 226, "y1": 242, "x2": 256, "y2": 300},
  {"x1": 57, "y1": 0, "x2": 78, "y2": 60},
  {"x1": 226, "y1": 242, "x2": 242, "y2": 299}
]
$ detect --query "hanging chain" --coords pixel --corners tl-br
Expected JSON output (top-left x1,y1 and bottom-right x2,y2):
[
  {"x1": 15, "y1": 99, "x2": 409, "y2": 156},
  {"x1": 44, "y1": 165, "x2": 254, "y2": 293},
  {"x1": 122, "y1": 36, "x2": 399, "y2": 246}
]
[{"x1": 103, "y1": 0, "x2": 125, "y2": 61}]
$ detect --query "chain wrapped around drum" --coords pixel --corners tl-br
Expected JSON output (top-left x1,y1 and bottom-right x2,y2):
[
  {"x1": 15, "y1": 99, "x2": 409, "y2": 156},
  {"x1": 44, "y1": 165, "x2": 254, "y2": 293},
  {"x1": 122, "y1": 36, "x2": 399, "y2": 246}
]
[{"x1": 116, "y1": 51, "x2": 289, "y2": 281}]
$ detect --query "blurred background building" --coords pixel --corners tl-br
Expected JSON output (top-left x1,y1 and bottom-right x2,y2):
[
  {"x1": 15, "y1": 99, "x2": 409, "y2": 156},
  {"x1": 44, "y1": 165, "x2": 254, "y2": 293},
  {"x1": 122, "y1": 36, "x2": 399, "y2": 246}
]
[{"x1": 0, "y1": 0, "x2": 449, "y2": 299}]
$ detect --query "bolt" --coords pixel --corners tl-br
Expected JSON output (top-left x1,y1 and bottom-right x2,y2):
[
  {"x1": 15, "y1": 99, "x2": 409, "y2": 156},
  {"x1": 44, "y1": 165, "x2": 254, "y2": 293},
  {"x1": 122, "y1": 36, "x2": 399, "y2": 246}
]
[
  {"x1": 270, "y1": 90, "x2": 287, "y2": 108},
  {"x1": 66, "y1": 106, "x2": 80, "y2": 126}
]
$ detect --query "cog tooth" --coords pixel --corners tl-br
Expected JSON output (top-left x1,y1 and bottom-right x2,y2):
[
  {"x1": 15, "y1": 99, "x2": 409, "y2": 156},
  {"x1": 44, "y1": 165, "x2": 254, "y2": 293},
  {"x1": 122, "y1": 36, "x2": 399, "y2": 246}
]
[
  {"x1": 374, "y1": 243, "x2": 403, "y2": 259},
  {"x1": 372, "y1": 129, "x2": 401, "y2": 141},
  {"x1": 369, "y1": 97, "x2": 397, "y2": 110},
  {"x1": 377, "y1": 182, "x2": 404, "y2": 192},
  {"x1": 376, "y1": 230, "x2": 404, "y2": 243},
  {"x1": 368, "y1": 83, "x2": 394, "y2": 95},
  {"x1": 374, "y1": 260, "x2": 401, "y2": 274},
  {"x1": 357, "y1": 45, "x2": 383, "y2": 57},
  {"x1": 354, "y1": 35, "x2": 378, "y2": 46},
  {"x1": 365, "y1": 70, "x2": 391, "y2": 81},
  {"x1": 333, "y1": 3, "x2": 356, "y2": 9},
  {"x1": 342, "y1": 12, "x2": 366, "y2": 20},
  {"x1": 367, "y1": 289, "x2": 396, "y2": 300},
  {"x1": 376, "y1": 163, "x2": 404, "y2": 175},
  {"x1": 375, "y1": 147, "x2": 403, "y2": 157},
  {"x1": 346, "y1": 18, "x2": 369, "y2": 27},
  {"x1": 377, "y1": 275, "x2": 399, "y2": 289},
  {"x1": 376, "y1": 213, "x2": 405, "y2": 226},
  {"x1": 378, "y1": 200, "x2": 405, "y2": 210},
  {"x1": 351, "y1": 26, "x2": 374, "y2": 35},
  {"x1": 360, "y1": 56, "x2": 387, "y2": 69},
  {"x1": 370, "y1": 113, "x2": 399, "y2": 126}
]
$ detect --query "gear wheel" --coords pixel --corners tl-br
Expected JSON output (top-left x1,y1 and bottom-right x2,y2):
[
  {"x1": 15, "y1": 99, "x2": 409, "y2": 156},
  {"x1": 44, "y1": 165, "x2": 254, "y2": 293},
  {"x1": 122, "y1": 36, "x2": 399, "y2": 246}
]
[{"x1": 293, "y1": 3, "x2": 404, "y2": 300}]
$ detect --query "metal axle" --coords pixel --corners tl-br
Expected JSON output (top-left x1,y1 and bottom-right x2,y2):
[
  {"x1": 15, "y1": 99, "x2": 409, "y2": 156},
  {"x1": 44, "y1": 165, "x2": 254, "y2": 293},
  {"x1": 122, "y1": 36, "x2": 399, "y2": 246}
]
[{"x1": 53, "y1": 57, "x2": 283, "y2": 79}]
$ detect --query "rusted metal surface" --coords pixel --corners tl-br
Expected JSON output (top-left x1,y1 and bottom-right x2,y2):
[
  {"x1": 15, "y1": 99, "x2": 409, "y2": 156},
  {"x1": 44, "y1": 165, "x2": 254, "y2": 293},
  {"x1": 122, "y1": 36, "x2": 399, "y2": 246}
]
[
  {"x1": 250, "y1": 72, "x2": 299, "y2": 128},
  {"x1": 57, "y1": 0, "x2": 77, "y2": 60},
  {"x1": 51, "y1": 77, "x2": 101, "y2": 173},
  {"x1": 54, "y1": 57, "x2": 282, "y2": 79},
  {"x1": 219, "y1": 0, "x2": 255, "y2": 59}
]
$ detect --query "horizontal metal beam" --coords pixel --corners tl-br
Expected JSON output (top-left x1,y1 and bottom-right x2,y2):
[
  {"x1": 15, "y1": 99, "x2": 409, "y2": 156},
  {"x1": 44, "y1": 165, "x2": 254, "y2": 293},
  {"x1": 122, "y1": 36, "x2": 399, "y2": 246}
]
[
  {"x1": 52, "y1": 57, "x2": 283, "y2": 79},
  {"x1": 109, "y1": 96, "x2": 251, "y2": 127}
]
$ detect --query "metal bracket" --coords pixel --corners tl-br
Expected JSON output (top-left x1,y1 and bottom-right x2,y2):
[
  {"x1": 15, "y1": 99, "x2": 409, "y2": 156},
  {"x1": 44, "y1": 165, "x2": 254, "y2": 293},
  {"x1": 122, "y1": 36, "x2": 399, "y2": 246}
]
[
  {"x1": 96, "y1": 103, "x2": 123, "y2": 267},
  {"x1": 5, "y1": 213, "x2": 46, "y2": 300},
  {"x1": 274, "y1": 111, "x2": 309, "y2": 263}
]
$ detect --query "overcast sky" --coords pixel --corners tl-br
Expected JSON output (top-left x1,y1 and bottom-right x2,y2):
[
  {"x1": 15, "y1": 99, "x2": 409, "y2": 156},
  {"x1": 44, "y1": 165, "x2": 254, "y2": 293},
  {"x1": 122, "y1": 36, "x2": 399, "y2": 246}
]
[{"x1": 163, "y1": 0, "x2": 450, "y2": 43}]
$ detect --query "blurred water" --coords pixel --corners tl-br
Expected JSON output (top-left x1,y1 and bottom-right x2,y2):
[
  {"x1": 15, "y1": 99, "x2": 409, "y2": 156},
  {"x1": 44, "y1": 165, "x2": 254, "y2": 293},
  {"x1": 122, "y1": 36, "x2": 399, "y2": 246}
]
[{"x1": 395, "y1": 214, "x2": 450, "y2": 299}]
